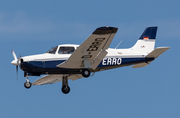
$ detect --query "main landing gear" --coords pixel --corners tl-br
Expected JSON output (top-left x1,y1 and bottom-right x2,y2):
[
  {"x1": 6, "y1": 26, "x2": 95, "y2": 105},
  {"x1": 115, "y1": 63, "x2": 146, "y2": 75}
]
[
  {"x1": 60, "y1": 69, "x2": 90, "y2": 94},
  {"x1": 61, "y1": 76, "x2": 70, "y2": 94},
  {"x1": 81, "y1": 69, "x2": 91, "y2": 78}
]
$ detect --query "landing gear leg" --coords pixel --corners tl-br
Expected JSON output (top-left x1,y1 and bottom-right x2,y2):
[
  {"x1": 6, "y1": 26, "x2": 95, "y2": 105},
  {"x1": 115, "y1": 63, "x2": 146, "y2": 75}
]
[
  {"x1": 61, "y1": 76, "x2": 70, "y2": 94},
  {"x1": 24, "y1": 78, "x2": 32, "y2": 89}
]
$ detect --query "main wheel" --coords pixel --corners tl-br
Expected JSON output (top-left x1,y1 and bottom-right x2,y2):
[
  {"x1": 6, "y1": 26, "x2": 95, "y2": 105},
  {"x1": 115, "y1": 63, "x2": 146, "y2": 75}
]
[
  {"x1": 24, "y1": 81, "x2": 32, "y2": 89},
  {"x1": 82, "y1": 69, "x2": 90, "y2": 78},
  {"x1": 61, "y1": 85, "x2": 70, "y2": 94}
]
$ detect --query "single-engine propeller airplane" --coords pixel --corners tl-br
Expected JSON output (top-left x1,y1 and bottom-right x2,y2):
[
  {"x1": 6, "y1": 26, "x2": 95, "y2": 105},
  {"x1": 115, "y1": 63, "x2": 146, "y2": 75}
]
[{"x1": 11, "y1": 26, "x2": 170, "y2": 94}]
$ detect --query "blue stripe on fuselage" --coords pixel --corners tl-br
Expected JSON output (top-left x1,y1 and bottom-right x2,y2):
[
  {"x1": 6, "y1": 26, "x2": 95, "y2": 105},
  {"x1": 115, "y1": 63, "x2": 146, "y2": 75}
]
[
  {"x1": 23, "y1": 60, "x2": 66, "y2": 69},
  {"x1": 23, "y1": 57, "x2": 146, "y2": 69}
]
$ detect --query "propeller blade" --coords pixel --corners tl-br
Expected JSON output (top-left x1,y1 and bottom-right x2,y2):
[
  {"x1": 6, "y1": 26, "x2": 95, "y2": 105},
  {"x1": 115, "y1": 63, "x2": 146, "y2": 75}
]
[
  {"x1": 16, "y1": 65, "x2": 18, "y2": 80},
  {"x1": 17, "y1": 55, "x2": 21, "y2": 65},
  {"x1": 12, "y1": 50, "x2": 21, "y2": 80},
  {"x1": 12, "y1": 50, "x2": 17, "y2": 60}
]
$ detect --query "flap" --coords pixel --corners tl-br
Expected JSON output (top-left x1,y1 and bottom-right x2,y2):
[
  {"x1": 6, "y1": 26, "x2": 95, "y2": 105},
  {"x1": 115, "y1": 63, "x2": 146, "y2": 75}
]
[{"x1": 91, "y1": 50, "x2": 108, "y2": 70}]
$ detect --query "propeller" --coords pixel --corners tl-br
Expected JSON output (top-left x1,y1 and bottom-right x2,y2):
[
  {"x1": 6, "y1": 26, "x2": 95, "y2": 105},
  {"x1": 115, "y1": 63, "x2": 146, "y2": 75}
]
[
  {"x1": 11, "y1": 50, "x2": 23, "y2": 80},
  {"x1": 16, "y1": 65, "x2": 18, "y2": 80}
]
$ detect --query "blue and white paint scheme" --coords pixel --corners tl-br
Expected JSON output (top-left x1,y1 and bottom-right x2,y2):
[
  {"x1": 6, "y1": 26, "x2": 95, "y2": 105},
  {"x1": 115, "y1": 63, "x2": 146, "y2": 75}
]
[{"x1": 11, "y1": 26, "x2": 170, "y2": 94}]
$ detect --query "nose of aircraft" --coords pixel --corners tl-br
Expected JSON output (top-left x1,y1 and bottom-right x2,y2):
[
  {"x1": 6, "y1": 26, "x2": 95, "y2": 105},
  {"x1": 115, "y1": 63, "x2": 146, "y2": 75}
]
[{"x1": 11, "y1": 59, "x2": 18, "y2": 65}]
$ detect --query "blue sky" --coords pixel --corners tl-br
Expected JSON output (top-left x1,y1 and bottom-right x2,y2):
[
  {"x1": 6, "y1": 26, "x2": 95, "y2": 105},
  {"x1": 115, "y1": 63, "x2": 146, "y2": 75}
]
[{"x1": 0, "y1": 0, "x2": 180, "y2": 118}]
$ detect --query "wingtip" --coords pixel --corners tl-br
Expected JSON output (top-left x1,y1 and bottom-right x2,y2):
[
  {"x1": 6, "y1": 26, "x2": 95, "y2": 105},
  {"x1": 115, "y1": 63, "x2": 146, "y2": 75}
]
[{"x1": 93, "y1": 26, "x2": 118, "y2": 34}]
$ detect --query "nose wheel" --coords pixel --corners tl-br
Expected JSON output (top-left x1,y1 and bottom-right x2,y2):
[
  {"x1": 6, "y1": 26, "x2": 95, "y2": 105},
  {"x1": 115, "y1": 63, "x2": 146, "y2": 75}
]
[{"x1": 24, "y1": 78, "x2": 32, "y2": 89}]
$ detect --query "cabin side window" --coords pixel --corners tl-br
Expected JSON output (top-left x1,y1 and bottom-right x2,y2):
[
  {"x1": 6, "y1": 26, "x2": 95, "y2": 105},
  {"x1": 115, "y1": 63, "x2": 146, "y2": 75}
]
[
  {"x1": 58, "y1": 47, "x2": 75, "y2": 54},
  {"x1": 46, "y1": 46, "x2": 58, "y2": 54}
]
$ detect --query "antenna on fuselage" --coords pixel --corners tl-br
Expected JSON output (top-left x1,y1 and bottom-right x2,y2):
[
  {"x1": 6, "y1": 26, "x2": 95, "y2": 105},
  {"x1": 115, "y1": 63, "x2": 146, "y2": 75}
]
[{"x1": 115, "y1": 40, "x2": 122, "y2": 49}]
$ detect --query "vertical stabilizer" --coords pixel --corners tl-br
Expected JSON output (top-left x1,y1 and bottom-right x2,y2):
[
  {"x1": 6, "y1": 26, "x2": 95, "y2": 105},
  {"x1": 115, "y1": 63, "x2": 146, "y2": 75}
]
[{"x1": 131, "y1": 27, "x2": 157, "y2": 54}]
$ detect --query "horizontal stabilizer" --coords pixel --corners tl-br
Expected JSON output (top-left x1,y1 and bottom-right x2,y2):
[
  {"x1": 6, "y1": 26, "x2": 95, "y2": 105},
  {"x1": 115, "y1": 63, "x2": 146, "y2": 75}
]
[
  {"x1": 132, "y1": 62, "x2": 150, "y2": 68},
  {"x1": 146, "y1": 47, "x2": 170, "y2": 58},
  {"x1": 132, "y1": 47, "x2": 170, "y2": 68}
]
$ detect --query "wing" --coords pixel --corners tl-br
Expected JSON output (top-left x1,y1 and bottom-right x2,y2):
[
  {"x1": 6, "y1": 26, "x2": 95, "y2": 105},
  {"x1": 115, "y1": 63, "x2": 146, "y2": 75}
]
[
  {"x1": 32, "y1": 74, "x2": 83, "y2": 85},
  {"x1": 57, "y1": 26, "x2": 118, "y2": 70}
]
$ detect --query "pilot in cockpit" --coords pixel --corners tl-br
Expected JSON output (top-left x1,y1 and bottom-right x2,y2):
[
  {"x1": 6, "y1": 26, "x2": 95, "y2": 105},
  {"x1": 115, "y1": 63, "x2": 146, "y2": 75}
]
[
  {"x1": 58, "y1": 47, "x2": 75, "y2": 54},
  {"x1": 59, "y1": 47, "x2": 67, "y2": 54}
]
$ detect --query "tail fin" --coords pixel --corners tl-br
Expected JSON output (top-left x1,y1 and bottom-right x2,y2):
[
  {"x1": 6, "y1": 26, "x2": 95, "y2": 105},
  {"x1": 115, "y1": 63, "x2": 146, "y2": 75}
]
[{"x1": 131, "y1": 27, "x2": 158, "y2": 54}]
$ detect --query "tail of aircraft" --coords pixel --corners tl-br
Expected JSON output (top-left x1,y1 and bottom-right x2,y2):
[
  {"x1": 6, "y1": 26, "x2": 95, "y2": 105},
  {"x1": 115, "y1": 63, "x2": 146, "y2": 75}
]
[
  {"x1": 131, "y1": 27, "x2": 157, "y2": 54},
  {"x1": 130, "y1": 26, "x2": 170, "y2": 68}
]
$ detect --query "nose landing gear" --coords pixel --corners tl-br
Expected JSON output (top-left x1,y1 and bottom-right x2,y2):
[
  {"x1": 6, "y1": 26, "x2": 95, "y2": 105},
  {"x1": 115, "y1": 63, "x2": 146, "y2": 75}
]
[{"x1": 24, "y1": 78, "x2": 32, "y2": 89}]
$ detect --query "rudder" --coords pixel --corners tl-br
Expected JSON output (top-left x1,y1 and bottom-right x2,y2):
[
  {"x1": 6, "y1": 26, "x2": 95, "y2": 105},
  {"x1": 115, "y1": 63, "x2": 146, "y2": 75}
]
[{"x1": 139, "y1": 27, "x2": 157, "y2": 40}]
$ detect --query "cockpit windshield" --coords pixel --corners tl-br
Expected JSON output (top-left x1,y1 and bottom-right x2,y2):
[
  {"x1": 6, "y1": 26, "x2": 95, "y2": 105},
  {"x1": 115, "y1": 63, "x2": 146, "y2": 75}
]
[
  {"x1": 46, "y1": 46, "x2": 58, "y2": 54},
  {"x1": 58, "y1": 47, "x2": 75, "y2": 54}
]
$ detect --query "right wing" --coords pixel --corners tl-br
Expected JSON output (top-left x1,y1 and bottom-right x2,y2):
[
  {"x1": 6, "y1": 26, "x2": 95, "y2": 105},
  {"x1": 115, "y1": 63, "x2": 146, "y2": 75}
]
[
  {"x1": 57, "y1": 26, "x2": 118, "y2": 70},
  {"x1": 32, "y1": 74, "x2": 83, "y2": 85}
]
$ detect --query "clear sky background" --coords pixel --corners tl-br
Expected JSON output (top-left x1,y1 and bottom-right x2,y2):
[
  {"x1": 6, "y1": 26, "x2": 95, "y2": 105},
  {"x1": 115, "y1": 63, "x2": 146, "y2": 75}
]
[{"x1": 0, "y1": 0, "x2": 179, "y2": 118}]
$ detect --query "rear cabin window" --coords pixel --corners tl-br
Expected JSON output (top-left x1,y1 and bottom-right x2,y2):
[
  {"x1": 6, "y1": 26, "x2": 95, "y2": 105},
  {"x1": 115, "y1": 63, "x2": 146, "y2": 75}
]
[{"x1": 58, "y1": 47, "x2": 75, "y2": 54}]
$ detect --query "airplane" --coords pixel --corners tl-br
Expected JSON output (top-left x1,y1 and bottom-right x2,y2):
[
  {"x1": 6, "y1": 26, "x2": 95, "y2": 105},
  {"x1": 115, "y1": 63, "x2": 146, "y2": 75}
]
[{"x1": 11, "y1": 26, "x2": 170, "y2": 94}]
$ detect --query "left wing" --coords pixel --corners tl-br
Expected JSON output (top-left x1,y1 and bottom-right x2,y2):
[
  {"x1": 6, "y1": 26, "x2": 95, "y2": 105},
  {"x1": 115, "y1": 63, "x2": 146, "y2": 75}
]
[
  {"x1": 57, "y1": 26, "x2": 118, "y2": 70},
  {"x1": 32, "y1": 74, "x2": 83, "y2": 85}
]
